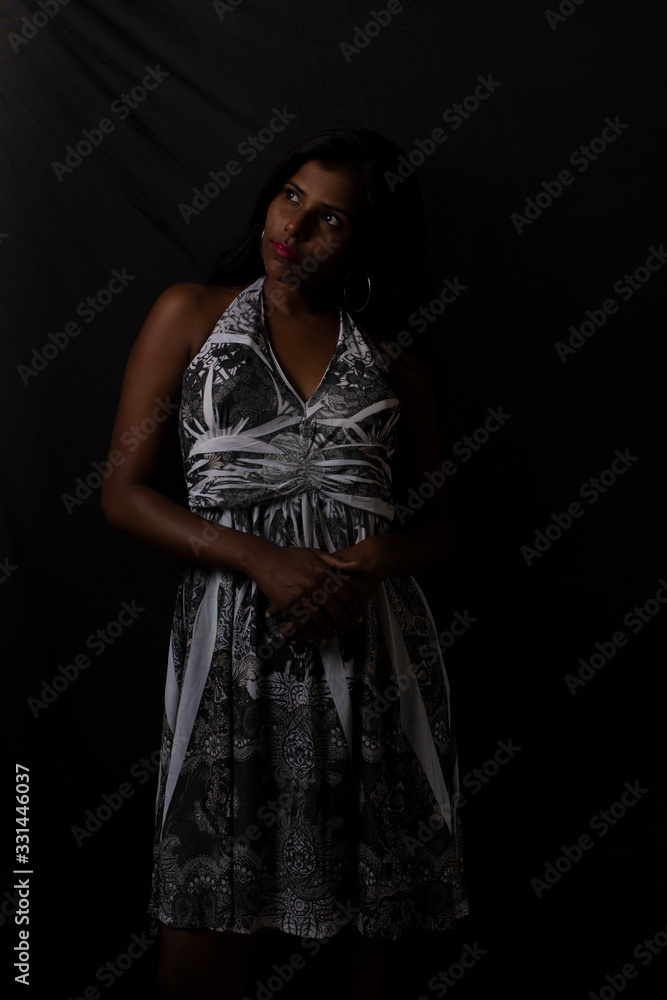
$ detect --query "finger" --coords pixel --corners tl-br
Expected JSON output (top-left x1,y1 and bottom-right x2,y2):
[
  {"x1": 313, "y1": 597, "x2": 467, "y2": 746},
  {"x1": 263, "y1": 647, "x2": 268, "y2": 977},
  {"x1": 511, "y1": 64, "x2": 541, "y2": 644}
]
[
  {"x1": 318, "y1": 552, "x2": 360, "y2": 566},
  {"x1": 284, "y1": 599, "x2": 338, "y2": 644},
  {"x1": 292, "y1": 589, "x2": 361, "y2": 643},
  {"x1": 287, "y1": 631, "x2": 311, "y2": 646},
  {"x1": 320, "y1": 579, "x2": 366, "y2": 629},
  {"x1": 282, "y1": 619, "x2": 320, "y2": 646},
  {"x1": 317, "y1": 592, "x2": 352, "y2": 636},
  {"x1": 300, "y1": 612, "x2": 338, "y2": 644},
  {"x1": 285, "y1": 603, "x2": 366, "y2": 646},
  {"x1": 315, "y1": 555, "x2": 365, "y2": 619}
]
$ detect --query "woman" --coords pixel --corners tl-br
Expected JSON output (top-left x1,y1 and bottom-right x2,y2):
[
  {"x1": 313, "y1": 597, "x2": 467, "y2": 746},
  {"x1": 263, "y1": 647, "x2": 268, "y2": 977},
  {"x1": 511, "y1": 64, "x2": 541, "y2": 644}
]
[{"x1": 101, "y1": 126, "x2": 468, "y2": 1000}]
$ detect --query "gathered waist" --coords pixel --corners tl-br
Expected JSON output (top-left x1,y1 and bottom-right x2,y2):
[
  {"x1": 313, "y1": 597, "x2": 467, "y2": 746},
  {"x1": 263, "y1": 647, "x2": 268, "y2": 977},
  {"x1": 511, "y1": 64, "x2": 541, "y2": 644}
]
[{"x1": 189, "y1": 495, "x2": 392, "y2": 550}]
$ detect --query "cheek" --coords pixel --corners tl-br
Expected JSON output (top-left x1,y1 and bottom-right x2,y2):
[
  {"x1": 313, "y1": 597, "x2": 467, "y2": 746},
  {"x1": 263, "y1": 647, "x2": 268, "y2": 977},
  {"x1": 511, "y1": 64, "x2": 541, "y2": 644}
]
[
  {"x1": 307, "y1": 242, "x2": 347, "y2": 274},
  {"x1": 265, "y1": 198, "x2": 283, "y2": 225},
  {"x1": 306, "y1": 247, "x2": 354, "y2": 285},
  {"x1": 317, "y1": 231, "x2": 352, "y2": 262}
]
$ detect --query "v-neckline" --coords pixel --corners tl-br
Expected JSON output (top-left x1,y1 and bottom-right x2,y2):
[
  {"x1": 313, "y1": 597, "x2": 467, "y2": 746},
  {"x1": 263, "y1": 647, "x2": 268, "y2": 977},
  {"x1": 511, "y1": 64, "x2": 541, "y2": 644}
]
[{"x1": 259, "y1": 277, "x2": 344, "y2": 411}]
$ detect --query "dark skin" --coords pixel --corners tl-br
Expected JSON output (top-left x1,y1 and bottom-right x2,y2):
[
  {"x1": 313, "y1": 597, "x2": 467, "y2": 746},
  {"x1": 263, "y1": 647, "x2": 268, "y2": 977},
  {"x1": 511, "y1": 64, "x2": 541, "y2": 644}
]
[{"x1": 101, "y1": 160, "x2": 451, "y2": 999}]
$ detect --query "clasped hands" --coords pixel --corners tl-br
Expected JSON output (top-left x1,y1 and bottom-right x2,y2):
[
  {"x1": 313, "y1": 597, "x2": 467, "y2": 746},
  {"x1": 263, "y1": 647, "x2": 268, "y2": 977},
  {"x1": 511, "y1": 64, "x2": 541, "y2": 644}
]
[{"x1": 259, "y1": 537, "x2": 384, "y2": 647}]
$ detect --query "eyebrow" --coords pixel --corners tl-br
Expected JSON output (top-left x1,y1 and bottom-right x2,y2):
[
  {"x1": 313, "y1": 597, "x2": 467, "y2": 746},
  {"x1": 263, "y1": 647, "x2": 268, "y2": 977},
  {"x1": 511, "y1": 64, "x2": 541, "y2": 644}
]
[{"x1": 285, "y1": 179, "x2": 353, "y2": 220}]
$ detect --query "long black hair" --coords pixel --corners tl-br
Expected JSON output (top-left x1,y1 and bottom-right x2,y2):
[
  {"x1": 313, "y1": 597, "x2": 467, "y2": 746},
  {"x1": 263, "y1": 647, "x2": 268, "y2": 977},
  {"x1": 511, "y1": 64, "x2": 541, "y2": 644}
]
[{"x1": 207, "y1": 125, "x2": 445, "y2": 373}]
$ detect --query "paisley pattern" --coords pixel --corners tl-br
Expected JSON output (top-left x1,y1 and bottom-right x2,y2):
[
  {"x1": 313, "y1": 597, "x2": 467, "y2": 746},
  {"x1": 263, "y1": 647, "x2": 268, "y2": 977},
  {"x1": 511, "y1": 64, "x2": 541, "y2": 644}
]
[{"x1": 148, "y1": 275, "x2": 469, "y2": 940}]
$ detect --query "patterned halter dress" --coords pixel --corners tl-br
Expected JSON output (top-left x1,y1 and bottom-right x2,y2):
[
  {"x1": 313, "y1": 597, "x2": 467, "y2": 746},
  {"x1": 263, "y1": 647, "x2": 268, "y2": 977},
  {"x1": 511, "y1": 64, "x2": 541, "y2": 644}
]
[{"x1": 148, "y1": 274, "x2": 469, "y2": 940}]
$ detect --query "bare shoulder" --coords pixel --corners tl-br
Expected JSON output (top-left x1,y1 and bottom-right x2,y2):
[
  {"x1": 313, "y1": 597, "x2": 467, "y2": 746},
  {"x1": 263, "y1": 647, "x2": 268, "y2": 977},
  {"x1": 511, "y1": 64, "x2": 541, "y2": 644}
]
[
  {"x1": 155, "y1": 281, "x2": 248, "y2": 321},
  {"x1": 150, "y1": 281, "x2": 252, "y2": 362},
  {"x1": 156, "y1": 281, "x2": 250, "y2": 315}
]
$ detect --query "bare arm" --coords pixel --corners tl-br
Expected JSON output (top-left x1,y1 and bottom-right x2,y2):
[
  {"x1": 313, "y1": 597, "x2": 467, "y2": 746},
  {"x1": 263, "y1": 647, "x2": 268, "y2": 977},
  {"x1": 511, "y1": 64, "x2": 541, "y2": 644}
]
[
  {"x1": 101, "y1": 285, "x2": 364, "y2": 640},
  {"x1": 100, "y1": 283, "x2": 271, "y2": 574}
]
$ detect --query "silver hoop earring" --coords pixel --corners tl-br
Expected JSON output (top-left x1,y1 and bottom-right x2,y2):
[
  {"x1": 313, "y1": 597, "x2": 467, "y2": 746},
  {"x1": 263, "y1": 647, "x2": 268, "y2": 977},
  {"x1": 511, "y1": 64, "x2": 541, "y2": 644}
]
[
  {"x1": 259, "y1": 229, "x2": 265, "y2": 256},
  {"x1": 343, "y1": 270, "x2": 371, "y2": 312}
]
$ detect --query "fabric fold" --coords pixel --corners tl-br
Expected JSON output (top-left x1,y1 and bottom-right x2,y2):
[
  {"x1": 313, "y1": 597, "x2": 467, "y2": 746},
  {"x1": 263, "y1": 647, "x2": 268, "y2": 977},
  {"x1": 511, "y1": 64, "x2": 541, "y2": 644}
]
[
  {"x1": 161, "y1": 568, "x2": 221, "y2": 834},
  {"x1": 373, "y1": 581, "x2": 456, "y2": 837},
  {"x1": 151, "y1": 271, "x2": 468, "y2": 938}
]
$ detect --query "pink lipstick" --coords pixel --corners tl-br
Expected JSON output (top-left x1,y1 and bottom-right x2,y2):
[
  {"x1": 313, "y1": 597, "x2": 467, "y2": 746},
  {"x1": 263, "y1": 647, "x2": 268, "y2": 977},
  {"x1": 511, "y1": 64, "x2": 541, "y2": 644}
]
[{"x1": 271, "y1": 241, "x2": 300, "y2": 259}]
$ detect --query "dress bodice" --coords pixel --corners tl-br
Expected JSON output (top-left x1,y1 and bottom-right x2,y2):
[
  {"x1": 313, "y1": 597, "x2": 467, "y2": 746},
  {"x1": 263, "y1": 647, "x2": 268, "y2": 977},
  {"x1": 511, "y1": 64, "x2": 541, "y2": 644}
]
[{"x1": 179, "y1": 275, "x2": 401, "y2": 521}]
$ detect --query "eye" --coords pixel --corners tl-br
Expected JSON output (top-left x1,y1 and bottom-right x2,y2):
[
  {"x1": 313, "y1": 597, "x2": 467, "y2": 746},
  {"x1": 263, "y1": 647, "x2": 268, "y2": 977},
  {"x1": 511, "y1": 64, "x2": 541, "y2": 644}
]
[
  {"x1": 281, "y1": 186, "x2": 344, "y2": 228},
  {"x1": 322, "y1": 211, "x2": 343, "y2": 228}
]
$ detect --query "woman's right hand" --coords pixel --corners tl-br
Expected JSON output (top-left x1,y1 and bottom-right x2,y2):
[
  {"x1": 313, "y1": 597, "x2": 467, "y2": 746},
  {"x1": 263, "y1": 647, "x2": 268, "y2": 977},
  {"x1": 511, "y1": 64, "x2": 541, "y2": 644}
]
[{"x1": 248, "y1": 542, "x2": 364, "y2": 645}]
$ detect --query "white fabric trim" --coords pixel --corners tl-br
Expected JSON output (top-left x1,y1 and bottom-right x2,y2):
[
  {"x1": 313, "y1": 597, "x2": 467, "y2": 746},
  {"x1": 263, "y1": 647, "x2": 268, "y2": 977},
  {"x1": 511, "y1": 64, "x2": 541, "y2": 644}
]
[
  {"x1": 161, "y1": 569, "x2": 221, "y2": 834},
  {"x1": 373, "y1": 581, "x2": 455, "y2": 837}
]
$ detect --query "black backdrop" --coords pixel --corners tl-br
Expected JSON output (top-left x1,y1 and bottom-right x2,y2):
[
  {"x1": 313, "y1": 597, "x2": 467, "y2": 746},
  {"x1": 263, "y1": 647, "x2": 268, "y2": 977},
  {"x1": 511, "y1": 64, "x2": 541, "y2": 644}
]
[{"x1": 2, "y1": 1, "x2": 666, "y2": 997}]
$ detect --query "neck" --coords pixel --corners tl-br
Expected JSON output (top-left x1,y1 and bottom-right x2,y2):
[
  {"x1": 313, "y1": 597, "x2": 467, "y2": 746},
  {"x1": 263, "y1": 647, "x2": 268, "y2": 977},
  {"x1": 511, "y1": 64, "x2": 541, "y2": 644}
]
[{"x1": 262, "y1": 274, "x2": 342, "y2": 319}]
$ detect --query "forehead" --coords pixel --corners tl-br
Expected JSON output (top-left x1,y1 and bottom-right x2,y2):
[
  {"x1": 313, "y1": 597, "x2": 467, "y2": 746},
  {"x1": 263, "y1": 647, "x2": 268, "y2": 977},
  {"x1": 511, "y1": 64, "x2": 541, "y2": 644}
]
[{"x1": 286, "y1": 159, "x2": 361, "y2": 213}]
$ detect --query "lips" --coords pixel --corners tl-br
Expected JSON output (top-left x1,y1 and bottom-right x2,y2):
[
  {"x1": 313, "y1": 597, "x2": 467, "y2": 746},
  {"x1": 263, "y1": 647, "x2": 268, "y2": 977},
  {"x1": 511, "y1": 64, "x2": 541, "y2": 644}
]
[{"x1": 271, "y1": 240, "x2": 301, "y2": 260}]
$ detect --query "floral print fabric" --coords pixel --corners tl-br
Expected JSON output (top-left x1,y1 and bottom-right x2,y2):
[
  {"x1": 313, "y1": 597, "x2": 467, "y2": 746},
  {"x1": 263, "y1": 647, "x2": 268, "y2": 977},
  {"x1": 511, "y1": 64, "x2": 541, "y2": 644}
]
[{"x1": 148, "y1": 275, "x2": 469, "y2": 940}]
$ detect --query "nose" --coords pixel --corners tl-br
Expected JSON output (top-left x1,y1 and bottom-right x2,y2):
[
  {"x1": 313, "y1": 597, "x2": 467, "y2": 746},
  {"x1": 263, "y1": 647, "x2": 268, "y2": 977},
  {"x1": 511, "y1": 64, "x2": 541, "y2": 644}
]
[
  {"x1": 284, "y1": 206, "x2": 311, "y2": 239},
  {"x1": 284, "y1": 215, "x2": 302, "y2": 238}
]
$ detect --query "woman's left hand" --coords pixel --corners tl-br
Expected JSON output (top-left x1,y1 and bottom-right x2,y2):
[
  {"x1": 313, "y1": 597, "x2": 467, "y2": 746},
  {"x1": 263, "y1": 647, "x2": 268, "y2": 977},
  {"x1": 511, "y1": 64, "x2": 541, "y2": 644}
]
[{"x1": 265, "y1": 536, "x2": 385, "y2": 646}]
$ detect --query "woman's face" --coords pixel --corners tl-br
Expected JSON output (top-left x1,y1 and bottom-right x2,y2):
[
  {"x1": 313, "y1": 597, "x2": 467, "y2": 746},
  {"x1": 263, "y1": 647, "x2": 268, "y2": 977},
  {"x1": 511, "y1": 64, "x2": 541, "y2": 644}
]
[{"x1": 261, "y1": 159, "x2": 362, "y2": 292}]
